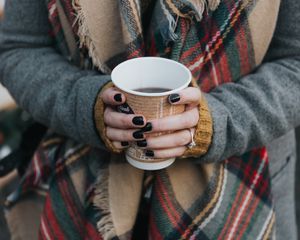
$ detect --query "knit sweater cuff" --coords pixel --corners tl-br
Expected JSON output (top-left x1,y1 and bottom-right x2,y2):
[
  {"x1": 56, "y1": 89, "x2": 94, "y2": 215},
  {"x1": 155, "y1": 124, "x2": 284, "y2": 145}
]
[
  {"x1": 182, "y1": 78, "x2": 213, "y2": 158},
  {"x1": 94, "y1": 81, "x2": 123, "y2": 154},
  {"x1": 182, "y1": 95, "x2": 213, "y2": 158}
]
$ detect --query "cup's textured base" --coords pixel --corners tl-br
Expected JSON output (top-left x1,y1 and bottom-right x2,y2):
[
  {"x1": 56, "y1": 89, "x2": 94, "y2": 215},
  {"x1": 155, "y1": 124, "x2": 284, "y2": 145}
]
[{"x1": 126, "y1": 156, "x2": 175, "y2": 170}]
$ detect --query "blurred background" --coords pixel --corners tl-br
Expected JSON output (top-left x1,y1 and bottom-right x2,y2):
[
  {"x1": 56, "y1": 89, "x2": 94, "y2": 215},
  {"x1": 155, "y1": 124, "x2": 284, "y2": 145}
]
[
  {"x1": 0, "y1": 0, "x2": 300, "y2": 239},
  {"x1": 0, "y1": 0, "x2": 11, "y2": 109},
  {"x1": 0, "y1": 1, "x2": 17, "y2": 239}
]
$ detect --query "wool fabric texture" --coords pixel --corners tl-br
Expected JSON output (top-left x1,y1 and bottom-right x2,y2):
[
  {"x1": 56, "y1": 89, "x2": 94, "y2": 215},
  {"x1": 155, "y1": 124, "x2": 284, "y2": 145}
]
[{"x1": 4, "y1": 0, "x2": 280, "y2": 239}]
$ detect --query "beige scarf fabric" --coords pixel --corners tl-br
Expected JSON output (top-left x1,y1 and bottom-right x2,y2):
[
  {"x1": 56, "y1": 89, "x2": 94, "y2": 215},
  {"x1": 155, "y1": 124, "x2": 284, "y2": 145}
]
[{"x1": 74, "y1": 0, "x2": 220, "y2": 74}]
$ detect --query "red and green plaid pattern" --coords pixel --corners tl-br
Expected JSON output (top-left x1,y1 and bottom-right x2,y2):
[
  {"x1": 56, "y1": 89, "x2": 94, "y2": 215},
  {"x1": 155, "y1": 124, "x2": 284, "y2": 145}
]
[
  {"x1": 4, "y1": 0, "x2": 275, "y2": 239},
  {"x1": 47, "y1": 0, "x2": 79, "y2": 59},
  {"x1": 148, "y1": 148, "x2": 273, "y2": 239}
]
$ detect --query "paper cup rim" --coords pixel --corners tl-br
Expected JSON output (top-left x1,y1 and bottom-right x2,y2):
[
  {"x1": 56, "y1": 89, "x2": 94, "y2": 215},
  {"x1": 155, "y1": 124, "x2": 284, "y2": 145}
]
[{"x1": 111, "y1": 57, "x2": 192, "y2": 97}]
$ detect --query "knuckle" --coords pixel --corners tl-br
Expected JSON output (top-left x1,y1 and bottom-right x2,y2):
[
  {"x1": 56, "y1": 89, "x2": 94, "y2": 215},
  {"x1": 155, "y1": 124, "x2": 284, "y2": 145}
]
[
  {"x1": 184, "y1": 110, "x2": 198, "y2": 127},
  {"x1": 110, "y1": 94, "x2": 116, "y2": 103},
  {"x1": 163, "y1": 149, "x2": 174, "y2": 158},
  {"x1": 175, "y1": 148, "x2": 185, "y2": 157},
  {"x1": 154, "y1": 119, "x2": 163, "y2": 132},
  {"x1": 106, "y1": 127, "x2": 113, "y2": 139},
  {"x1": 103, "y1": 109, "x2": 111, "y2": 124},
  {"x1": 173, "y1": 134, "x2": 185, "y2": 146},
  {"x1": 104, "y1": 107, "x2": 110, "y2": 114},
  {"x1": 101, "y1": 90, "x2": 111, "y2": 103},
  {"x1": 181, "y1": 114, "x2": 192, "y2": 128},
  {"x1": 194, "y1": 88, "x2": 201, "y2": 97},
  {"x1": 120, "y1": 115, "x2": 129, "y2": 127},
  {"x1": 181, "y1": 131, "x2": 191, "y2": 145},
  {"x1": 174, "y1": 137, "x2": 182, "y2": 147},
  {"x1": 193, "y1": 109, "x2": 200, "y2": 125},
  {"x1": 156, "y1": 150, "x2": 167, "y2": 159},
  {"x1": 122, "y1": 130, "x2": 131, "y2": 141},
  {"x1": 145, "y1": 138, "x2": 154, "y2": 148}
]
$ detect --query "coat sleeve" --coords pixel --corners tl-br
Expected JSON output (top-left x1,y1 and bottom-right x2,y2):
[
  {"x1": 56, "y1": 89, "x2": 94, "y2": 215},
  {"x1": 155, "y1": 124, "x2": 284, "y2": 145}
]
[
  {"x1": 0, "y1": 0, "x2": 111, "y2": 148},
  {"x1": 198, "y1": 0, "x2": 300, "y2": 162}
]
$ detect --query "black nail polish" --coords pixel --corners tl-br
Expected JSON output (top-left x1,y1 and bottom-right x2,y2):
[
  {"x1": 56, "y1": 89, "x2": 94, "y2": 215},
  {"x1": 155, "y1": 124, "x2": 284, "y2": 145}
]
[
  {"x1": 169, "y1": 93, "x2": 180, "y2": 103},
  {"x1": 132, "y1": 116, "x2": 144, "y2": 126},
  {"x1": 145, "y1": 150, "x2": 154, "y2": 157},
  {"x1": 114, "y1": 94, "x2": 122, "y2": 102},
  {"x1": 121, "y1": 141, "x2": 129, "y2": 147},
  {"x1": 133, "y1": 130, "x2": 144, "y2": 139},
  {"x1": 137, "y1": 140, "x2": 147, "y2": 147},
  {"x1": 141, "y1": 122, "x2": 152, "y2": 132}
]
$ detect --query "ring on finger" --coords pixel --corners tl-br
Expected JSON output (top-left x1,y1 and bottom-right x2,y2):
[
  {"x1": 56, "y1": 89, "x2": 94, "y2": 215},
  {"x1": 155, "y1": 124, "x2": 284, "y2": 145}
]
[{"x1": 186, "y1": 128, "x2": 196, "y2": 149}]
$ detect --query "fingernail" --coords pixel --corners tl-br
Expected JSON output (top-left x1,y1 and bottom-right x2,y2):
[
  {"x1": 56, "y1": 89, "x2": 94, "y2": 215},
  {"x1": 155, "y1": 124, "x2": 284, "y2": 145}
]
[
  {"x1": 145, "y1": 150, "x2": 154, "y2": 157},
  {"x1": 169, "y1": 93, "x2": 180, "y2": 103},
  {"x1": 114, "y1": 94, "x2": 122, "y2": 102},
  {"x1": 136, "y1": 140, "x2": 147, "y2": 147},
  {"x1": 141, "y1": 122, "x2": 152, "y2": 132},
  {"x1": 121, "y1": 141, "x2": 129, "y2": 147},
  {"x1": 132, "y1": 116, "x2": 144, "y2": 126},
  {"x1": 133, "y1": 130, "x2": 144, "y2": 139}
]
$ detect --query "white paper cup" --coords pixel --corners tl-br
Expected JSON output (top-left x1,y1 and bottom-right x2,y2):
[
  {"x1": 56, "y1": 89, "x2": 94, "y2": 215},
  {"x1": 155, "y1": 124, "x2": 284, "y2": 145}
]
[{"x1": 111, "y1": 57, "x2": 192, "y2": 170}]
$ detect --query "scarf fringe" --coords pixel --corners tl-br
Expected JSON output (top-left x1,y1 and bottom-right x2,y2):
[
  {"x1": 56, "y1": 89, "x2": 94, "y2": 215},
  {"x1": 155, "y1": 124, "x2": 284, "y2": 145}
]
[
  {"x1": 161, "y1": 0, "x2": 179, "y2": 41},
  {"x1": 208, "y1": 0, "x2": 221, "y2": 10},
  {"x1": 93, "y1": 168, "x2": 116, "y2": 239},
  {"x1": 188, "y1": 0, "x2": 221, "y2": 21},
  {"x1": 72, "y1": 0, "x2": 111, "y2": 74},
  {"x1": 163, "y1": 0, "x2": 221, "y2": 29},
  {"x1": 190, "y1": 0, "x2": 206, "y2": 21},
  {"x1": 72, "y1": 0, "x2": 220, "y2": 72}
]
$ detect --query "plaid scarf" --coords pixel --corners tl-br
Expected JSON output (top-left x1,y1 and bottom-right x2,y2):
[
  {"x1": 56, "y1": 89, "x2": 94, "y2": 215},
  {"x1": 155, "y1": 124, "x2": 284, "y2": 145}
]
[{"x1": 5, "y1": 0, "x2": 279, "y2": 239}]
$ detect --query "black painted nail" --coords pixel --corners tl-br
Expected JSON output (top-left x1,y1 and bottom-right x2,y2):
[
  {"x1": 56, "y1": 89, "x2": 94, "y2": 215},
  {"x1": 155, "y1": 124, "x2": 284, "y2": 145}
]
[
  {"x1": 121, "y1": 141, "x2": 129, "y2": 147},
  {"x1": 133, "y1": 130, "x2": 144, "y2": 139},
  {"x1": 145, "y1": 150, "x2": 154, "y2": 157},
  {"x1": 114, "y1": 94, "x2": 122, "y2": 102},
  {"x1": 141, "y1": 122, "x2": 152, "y2": 132},
  {"x1": 169, "y1": 93, "x2": 180, "y2": 103},
  {"x1": 137, "y1": 140, "x2": 147, "y2": 147},
  {"x1": 132, "y1": 116, "x2": 144, "y2": 126}
]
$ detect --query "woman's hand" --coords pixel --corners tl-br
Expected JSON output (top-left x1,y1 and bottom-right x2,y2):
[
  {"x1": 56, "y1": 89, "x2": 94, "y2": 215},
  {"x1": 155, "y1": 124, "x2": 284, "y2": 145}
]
[
  {"x1": 101, "y1": 86, "x2": 201, "y2": 157},
  {"x1": 141, "y1": 87, "x2": 201, "y2": 158},
  {"x1": 101, "y1": 87, "x2": 148, "y2": 149}
]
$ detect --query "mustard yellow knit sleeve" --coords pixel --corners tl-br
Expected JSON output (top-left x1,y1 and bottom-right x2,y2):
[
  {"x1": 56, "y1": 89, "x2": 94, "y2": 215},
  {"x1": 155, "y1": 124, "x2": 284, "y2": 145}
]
[
  {"x1": 94, "y1": 81, "x2": 123, "y2": 154},
  {"x1": 182, "y1": 95, "x2": 213, "y2": 158},
  {"x1": 182, "y1": 80, "x2": 213, "y2": 158}
]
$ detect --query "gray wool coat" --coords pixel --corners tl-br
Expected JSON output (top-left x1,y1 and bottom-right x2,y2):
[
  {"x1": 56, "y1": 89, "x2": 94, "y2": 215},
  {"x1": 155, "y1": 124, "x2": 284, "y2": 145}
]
[{"x1": 0, "y1": 0, "x2": 300, "y2": 239}]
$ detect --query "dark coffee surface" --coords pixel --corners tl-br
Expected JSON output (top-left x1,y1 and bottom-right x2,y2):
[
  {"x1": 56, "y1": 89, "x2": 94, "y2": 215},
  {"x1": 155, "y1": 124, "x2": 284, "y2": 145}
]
[{"x1": 133, "y1": 87, "x2": 172, "y2": 93}]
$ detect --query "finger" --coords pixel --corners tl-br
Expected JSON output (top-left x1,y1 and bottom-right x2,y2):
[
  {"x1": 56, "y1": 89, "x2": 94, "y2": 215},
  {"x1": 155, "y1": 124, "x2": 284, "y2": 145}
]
[
  {"x1": 140, "y1": 129, "x2": 192, "y2": 149},
  {"x1": 144, "y1": 147, "x2": 186, "y2": 159},
  {"x1": 106, "y1": 127, "x2": 145, "y2": 142},
  {"x1": 104, "y1": 107, "x2": 146, "y2": 129},
  {"x1": 168, "y1": 87, "x2": 201, "y2": 107},
  {"x1": 112, "y1": 141, "x2": 130, "y2": 149},
  {"x1": 150, "y1": 108, "x2": 199, "y2": 133},
  {"x1": 101, "y1": 87, "x2": 126, "y2": 105}
]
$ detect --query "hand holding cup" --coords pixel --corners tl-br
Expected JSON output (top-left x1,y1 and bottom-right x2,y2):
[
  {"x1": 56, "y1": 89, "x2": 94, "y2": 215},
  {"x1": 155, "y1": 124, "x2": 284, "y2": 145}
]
[
  {"x1": 101, "y1": 87, "x2": 201, "y2": 157},
  {"x1": 101, "y1": 57, "x2": 199, "y2": 170}
]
